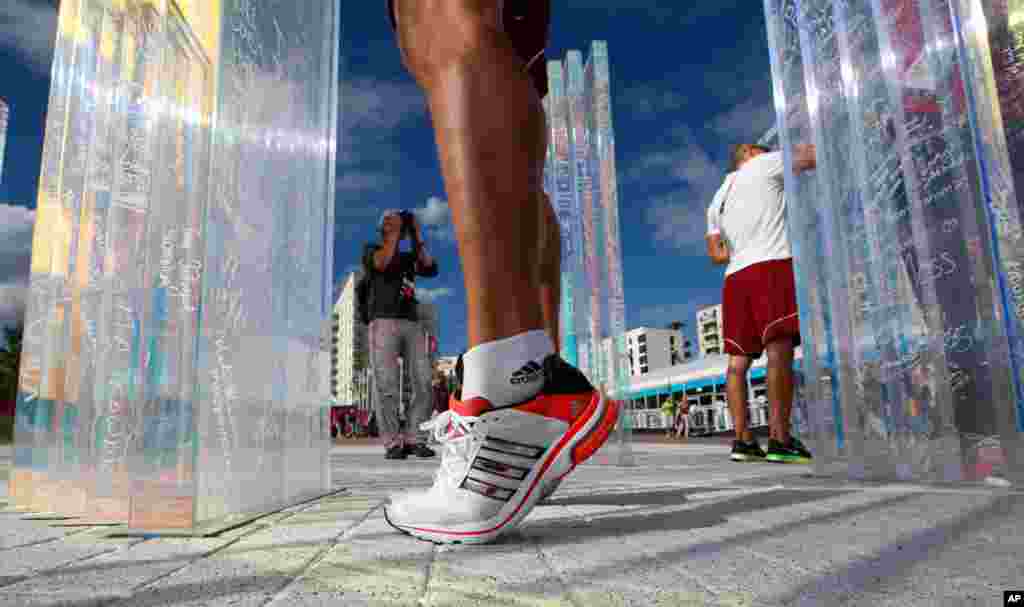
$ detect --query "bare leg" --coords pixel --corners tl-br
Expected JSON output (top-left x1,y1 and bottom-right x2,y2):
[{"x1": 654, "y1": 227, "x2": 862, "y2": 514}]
[
  {"x1": 394, "y1": 0, "x2": 548, "y2": 349},
  {"x1": 539, "y1": 192, "x2": 561, "y2": 353},
  {"x1": 727, "y1": 355, "x2": 753, "y2": 442},
  {"x1": 765, "y1": 338, "x2": 795, "y2": 442}
]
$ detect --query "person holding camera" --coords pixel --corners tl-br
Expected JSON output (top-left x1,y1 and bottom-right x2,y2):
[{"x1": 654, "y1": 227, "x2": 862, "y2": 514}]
[{"x1": 364, "y1": 209, "x2": 439, "y2": 460}]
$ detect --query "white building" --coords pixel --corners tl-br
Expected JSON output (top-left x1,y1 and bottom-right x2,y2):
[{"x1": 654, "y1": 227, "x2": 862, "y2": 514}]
[
  {"x1": 697, "y1": 304, "x2": 724, "y2": 357},
  {"x1": 331, "y1": 271, "x2": 368, "y2": 407},
  {"x1": 616, "y1": 326, "x2": 691, "y2": 378}
]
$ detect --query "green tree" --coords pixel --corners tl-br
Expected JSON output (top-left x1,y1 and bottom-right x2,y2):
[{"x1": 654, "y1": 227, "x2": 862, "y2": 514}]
[{"x1": 0, "y1": 325, "x2": 23, "y2": 402}]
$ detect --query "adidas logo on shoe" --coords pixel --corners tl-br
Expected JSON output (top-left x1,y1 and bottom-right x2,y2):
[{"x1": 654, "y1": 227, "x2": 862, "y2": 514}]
[{"x1": 510, "y1": 361, "x2": 543, "y2": 385}]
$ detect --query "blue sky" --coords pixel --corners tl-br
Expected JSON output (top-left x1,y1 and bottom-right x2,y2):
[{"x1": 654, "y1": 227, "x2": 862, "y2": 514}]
[{"x1": 0, "y1": 1, "x2": 777, "y2": 357}]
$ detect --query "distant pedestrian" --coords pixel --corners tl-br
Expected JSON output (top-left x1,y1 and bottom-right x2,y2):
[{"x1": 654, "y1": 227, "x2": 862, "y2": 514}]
[
  {"x1": 431, "y1": 371, "x2": 450, "y2": 413},
  {"x1": 674, "y1": 399, "x2": 690, "y2": 440},
  {"x1": 660, "y1": 397, "x2": 678, "y2": 437},
  {"x1": 706, "y1": 142, "x2": 816, "y2": 463}
]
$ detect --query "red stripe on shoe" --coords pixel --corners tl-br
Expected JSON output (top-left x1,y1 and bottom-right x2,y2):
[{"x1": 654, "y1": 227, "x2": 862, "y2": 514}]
[
  {"x1": 572, "y1": 399, "x2": 620, "y2": 464},
  {"x1": 451, "y1": 396, "x2": 492, "y2": 417},
  {"x1": 514, "y1": 393, "x2": 590, "y2": 423},
  {"x1": 401, "y1": 389, "x2": 609, "y2": 539}
]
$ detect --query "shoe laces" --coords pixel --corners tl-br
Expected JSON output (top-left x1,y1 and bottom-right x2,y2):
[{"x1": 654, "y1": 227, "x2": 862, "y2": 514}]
[{"x1": 419, "y1": 409, "x2": 486, "y2": 490}]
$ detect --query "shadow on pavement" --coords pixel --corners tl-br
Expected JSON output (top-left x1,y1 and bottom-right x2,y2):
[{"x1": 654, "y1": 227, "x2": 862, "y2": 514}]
[
  {"x1": 542, "y1": 487, "x2": 738, "y2": 507},
  {"x1": 766, "y1": 493, "x2": 1024, "y2": 604},
  {"x1": 501, "y1": 490, "x2": 921, "y2": 595},
  {"x1": 520, "y1": 488, "x2": 856, "y2": 542}
]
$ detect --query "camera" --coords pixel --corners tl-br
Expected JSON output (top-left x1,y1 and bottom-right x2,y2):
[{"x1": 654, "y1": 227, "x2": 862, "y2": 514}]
[{"x1": 399, "y1": 211, "x2": 414, "y2": 238}]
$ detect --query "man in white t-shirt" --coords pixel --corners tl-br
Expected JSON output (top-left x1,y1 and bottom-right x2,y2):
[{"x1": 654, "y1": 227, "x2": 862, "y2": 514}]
[{"x1": 706, "y1": 142, "x2": 816, "y2": 464}]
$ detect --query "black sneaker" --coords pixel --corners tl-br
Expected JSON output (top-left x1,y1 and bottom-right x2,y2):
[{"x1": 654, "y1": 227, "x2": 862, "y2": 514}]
[
  {"x1": 765, "y1": 436, "x2": 813, "y2": 464},
  {"x1": 730, "y1": 439, "x2": 766, "y2": 462},
  {"x1": 385, "y1": 445, "x2": 408, "y2": 460},
  {"x1": 405, "y1": 443, "x2": 436, "y2": 458}
]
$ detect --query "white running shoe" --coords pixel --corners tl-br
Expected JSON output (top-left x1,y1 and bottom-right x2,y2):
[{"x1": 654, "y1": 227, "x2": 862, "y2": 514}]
[{"x1": 383, "y1": 355, "x2": 619, "y2": 544}]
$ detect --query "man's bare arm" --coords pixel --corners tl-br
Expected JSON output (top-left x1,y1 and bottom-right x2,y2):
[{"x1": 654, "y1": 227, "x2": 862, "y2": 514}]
[
  {"x1": 706, "y1": 234, "x2": 730, "y2": 265},
  {"x1": 793, "y1": 143, "x2": 816, "y2": 173}
]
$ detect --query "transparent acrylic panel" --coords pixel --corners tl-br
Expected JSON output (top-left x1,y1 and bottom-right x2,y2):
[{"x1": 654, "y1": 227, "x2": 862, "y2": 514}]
[
  {"x1": 980, "y1": 0, "x2": 1024, "y2": 219},
  {"x1": 584, "y1": 42, "x2": 632, "y2": 463},
  {"x1": 13, "y1": 0, "x2": 338, "y2": 529},
  {"x1": 566, "y1": 51, "x2": 596, "y2": 384},
  {"x1": 195, "y1": 0, "x2": 337, "y2": 528},
  {"x1": 542, "y1": 44, "x2": 630, "y2": 464},
  {"x1": 125, "y1": 0, "x2": 212, "y2": 530},
  {"x1": 764, "y1": 0, "x2": 843, "y2": 467},
  {"x1": 13, "y1": 0, "x2": 93, "y2": 514},
  {"x1": 0, "y1": 98, "x2": 8, "y2": 184},
  {"x1": 765, "y1": 0, "x2": 1022, "y2": 483},
  {"x1": 545, "y1": 61, "x2": 583, "y2": 369}
]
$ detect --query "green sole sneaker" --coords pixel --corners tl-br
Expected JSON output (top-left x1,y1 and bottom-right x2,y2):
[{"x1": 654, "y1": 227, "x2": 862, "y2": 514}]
[
  {"x1": 764, "y1": 438, "x2": 813, "y2": 464},
  {"x1": 730, "y1": 440, "x2": 766, "y2": 462},
  {"x1": 765, "y1": 452, "x2": 811, "y2": 464}
]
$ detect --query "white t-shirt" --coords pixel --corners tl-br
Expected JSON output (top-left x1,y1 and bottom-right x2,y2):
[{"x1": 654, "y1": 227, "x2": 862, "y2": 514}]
[{"x1": 706, "y1": 151, "x2": 791, "y2": 277}]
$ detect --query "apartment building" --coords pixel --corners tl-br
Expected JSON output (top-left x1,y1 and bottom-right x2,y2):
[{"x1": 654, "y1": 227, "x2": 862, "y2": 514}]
[
  {"x1": 697, "y1": 304, "x2": 724, "y2": 357},
  {"x1": 331, "y1": 271, "x2": 369, "y2": 407},
  {"x1": 618, "y1": 326, "x2": 693, "y2": 378}
]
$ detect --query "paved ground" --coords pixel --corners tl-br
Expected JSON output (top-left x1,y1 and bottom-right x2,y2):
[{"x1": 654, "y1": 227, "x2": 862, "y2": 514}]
[{"x1": 0, "y1": 441, "x2": 1021, "y2": 606}]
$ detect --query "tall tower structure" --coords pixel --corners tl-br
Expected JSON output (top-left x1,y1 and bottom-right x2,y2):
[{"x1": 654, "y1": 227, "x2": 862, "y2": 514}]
[
  {"x1": 544, "y1": 41, "x2": 631, "y2": 465},
  {"x1": 0, "y1": 98, "x2": 8, "y2": 184}
]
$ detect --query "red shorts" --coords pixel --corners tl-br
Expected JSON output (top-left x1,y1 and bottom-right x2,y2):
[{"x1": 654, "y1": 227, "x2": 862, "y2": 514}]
[
  {"x1": 722, "y1": 258, "x2": 801, "y2": 357},
  {"x1": 387, "y1": 0, "x2": 550, "y2": 97}
]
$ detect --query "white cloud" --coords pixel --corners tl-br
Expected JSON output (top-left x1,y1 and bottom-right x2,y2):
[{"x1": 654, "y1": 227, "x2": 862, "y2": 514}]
[
  {"x1": 414, "y1": 196, "x2": 448, "y2": 227},
  {"x1": 338, "y1": 77, "x2": 426, "y2": 173},
  {"x1": 341, "y1": 77, "x2": 426, "y2": 134},
  {"x1": 618, "y1": 84, "x2": 689, "y2": 121},
  {"x1": 626, "y1": 96, "x2": 777, "y2": 253},
  {"x1": 412, "y1": 196, "x2": 455, "y2": 243},
  {"x1": 0, "y1": 203, "x2": 35, "y2": 327},
  {"x1": 0, "y1": 281, "x2": 29, "y2": 329},
  {"x1": 416, "y1": 287, "x2": 453, "y2": 303},
  {"x1": 626, "y1": 125, "x2": 725, "y2": 252},
  {"x1": 645, "y1": 191, "x2": 712, "y2": 253},
  {"x1": 709, "y1": 97, "x2": 777, "y2": 144},
  {"x1": 0, "y1": 0, "x2": 58, "y2": 77}
]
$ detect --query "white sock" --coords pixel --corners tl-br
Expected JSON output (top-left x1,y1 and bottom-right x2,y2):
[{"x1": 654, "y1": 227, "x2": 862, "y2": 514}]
[{"x1": 461, "y1": 330, "x2": 554, "y2": 407}]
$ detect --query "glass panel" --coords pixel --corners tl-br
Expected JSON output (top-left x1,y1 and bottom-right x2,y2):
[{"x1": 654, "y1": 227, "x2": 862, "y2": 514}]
[
  {"x1": 763, "y1": 0, "x2": 1023, "y2": 483},
  {"x1": 12, "y1": 0, "x2": 339, "y2": 530}
]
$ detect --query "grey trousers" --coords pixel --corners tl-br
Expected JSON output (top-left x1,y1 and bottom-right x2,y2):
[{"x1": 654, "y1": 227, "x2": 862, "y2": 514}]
[{"x1": 369, "y1": 318, "x2": 433, "y2": 449}]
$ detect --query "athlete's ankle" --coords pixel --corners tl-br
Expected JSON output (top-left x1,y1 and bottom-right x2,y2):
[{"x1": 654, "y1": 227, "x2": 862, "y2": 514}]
[{"x1": 461, "y1": 330, "x2": 554, "y2": 407}]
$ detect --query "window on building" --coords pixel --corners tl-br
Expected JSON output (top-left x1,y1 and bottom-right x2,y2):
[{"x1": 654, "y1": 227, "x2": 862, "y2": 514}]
[
  {"x1": 640, "y1": 355, "x2": 647, "y2": 365},
  {"x1": 638, "y1": 334, "x2": 646, "y2": 344},
  {"x1": 639, "y1": 344, "x2": 647, "y2": 354},
  {"x1": 641, "y1": 365, "x2": 648, "y2": 374}
]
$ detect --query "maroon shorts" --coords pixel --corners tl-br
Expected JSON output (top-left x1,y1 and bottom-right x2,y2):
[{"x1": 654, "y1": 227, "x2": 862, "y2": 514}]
[
  {"x1": 387, "y1": 0, "x2": 551, "y2": 97},
  {"x1": 722, "y1": 258, "x2": 801, "y2": 357}
]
